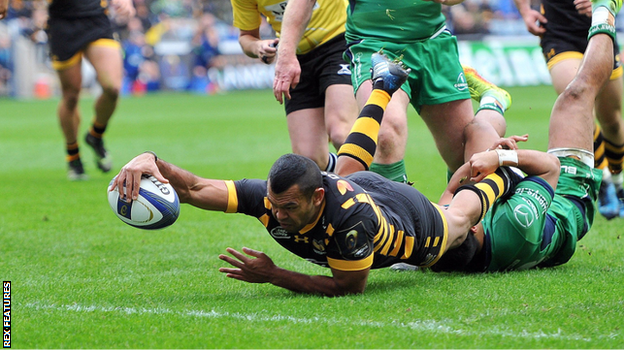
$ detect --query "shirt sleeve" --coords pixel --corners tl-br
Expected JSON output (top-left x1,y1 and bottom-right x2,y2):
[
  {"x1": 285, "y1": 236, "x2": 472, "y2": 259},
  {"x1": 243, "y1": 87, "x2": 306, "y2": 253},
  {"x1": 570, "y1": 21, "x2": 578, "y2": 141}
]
[
  {"x1": 231, "y1": 0, "x2": 262, "y2": 31},
  {"x1": 326, "y1": 206, "x2": 378, "y2": 271}
]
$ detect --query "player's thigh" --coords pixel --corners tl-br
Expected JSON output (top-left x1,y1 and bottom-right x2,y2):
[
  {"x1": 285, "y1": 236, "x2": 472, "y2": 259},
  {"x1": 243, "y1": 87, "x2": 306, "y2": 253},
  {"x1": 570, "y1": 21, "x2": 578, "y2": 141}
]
[
  {"x1": 287, "y1": 108, "x2": 330, "y2": 157},
  {"x1": 84, "y1": 40, "x2": 123, "y2": 90},
  {"x1": 549, "y1": 57, "x2": 582, "y2": 94},
  {"x1": 56, "y1": 62, "x2": 83, "y2": 97},
  {"x1": 324, "y1": 84, "x2": 358, "y2": 145},
  {"x1": 420, "y1": 99, "x2": 474, "y2": 171}
]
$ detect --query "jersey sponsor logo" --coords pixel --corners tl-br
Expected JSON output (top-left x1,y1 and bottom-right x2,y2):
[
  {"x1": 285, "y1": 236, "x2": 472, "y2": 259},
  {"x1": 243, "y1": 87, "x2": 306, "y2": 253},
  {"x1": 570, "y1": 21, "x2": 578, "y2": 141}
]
[
  {"x1": 454, "y1": 72, "x2": 468, "y2": 91},
  {"x1": 263, "y1": 2, "x2": 288, "y2": 21},
  {"x1": 270, "y1": 227, "x2": 291, "y2": 240},
  {"x1": 337, "y1": 64, "x2": 351, "y2": 76},
  {"x1": 336, "y1": 180, "x2": 354, "y2": 195},
  {"x1": 515, "y1": 186, "x2": 549, "y2": 213},
  {"x1": 513, "y1": 203, "x2": 535, "y2": 228}
]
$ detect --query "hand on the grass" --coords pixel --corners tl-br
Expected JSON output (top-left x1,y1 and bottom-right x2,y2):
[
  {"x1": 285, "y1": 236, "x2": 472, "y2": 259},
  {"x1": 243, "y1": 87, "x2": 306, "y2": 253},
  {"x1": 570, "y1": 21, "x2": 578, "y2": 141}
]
[
  {"x1": 110, "y1": 152, "x2": 168, "y2": 201},
  {"x1": 219, "y1": 247, "x2": 276, "y2": 284}
]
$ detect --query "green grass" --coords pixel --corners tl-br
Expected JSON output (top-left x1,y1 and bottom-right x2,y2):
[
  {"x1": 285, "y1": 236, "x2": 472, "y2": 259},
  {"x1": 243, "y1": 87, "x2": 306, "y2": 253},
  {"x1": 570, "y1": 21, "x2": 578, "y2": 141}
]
[{"x1": 1, "y1": 87, "x2": 623, "y2": 348}]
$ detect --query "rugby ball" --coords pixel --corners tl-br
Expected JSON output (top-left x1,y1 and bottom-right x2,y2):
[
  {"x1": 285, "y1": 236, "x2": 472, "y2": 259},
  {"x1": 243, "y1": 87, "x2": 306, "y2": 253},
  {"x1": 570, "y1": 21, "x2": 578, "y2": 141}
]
[{"x1": 108, "y1": 175, "x2": 180, "y2": 229}]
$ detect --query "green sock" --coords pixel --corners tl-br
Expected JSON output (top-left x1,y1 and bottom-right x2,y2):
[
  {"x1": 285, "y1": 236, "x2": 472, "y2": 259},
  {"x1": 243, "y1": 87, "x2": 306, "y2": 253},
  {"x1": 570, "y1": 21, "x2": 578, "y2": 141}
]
[{"x1": 370, "y1": 160, "x2": 408, "y2": 183}]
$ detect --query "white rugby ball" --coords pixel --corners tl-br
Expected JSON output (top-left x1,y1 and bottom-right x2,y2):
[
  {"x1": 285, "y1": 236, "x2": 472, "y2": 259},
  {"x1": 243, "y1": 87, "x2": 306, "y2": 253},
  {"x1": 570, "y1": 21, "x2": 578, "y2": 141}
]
[{"x1": 108, "y1": 175, "x2": 180, "y2": 229}]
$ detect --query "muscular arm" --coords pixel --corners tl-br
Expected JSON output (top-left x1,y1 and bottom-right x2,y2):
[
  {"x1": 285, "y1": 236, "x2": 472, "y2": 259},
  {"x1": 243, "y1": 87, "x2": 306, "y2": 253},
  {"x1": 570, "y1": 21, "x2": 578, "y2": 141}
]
[
  {"x1": 219, "y1": 247, "x2": 369, "y2": 296},
  {"x1": 111, "y1": 152, "x2": 229, "y2": 212},
  {"x1": 273, "y1": 0, "x2": 315, "y2": 103}
]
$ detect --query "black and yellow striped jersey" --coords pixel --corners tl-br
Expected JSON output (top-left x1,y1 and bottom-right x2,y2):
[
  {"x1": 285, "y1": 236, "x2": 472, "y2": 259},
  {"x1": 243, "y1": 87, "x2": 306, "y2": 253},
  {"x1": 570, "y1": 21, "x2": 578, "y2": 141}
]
[
  {"x1": 226, "y1": 171, "x2": 448, "y2": 271},
  {"x1": 48, "y1": 0, "x2": 108, "y2": 18}
]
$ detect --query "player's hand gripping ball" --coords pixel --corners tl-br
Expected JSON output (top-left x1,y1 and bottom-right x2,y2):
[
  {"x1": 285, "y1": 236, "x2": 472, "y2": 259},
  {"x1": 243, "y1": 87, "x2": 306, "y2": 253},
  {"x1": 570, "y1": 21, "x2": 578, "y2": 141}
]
[{"x1": 108, "y1": 175, "x2": 180, "y2": 229}]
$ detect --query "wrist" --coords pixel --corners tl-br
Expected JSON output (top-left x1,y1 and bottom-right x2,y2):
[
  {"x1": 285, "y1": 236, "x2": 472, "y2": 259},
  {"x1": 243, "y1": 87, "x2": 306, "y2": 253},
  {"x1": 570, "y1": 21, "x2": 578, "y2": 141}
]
[
  {"x1": 144, "y1": 151, "x2": 158, "y2": 163},
  {"x1": 495, "y1": 149, "x2": 518, "y2": 166}
]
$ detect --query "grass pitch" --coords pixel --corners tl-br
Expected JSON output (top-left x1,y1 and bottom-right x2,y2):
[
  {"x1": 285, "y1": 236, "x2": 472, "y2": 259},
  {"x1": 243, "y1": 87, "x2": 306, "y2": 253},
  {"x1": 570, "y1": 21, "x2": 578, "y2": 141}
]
[{"x1": 1, "y1": 87, "x2": 623, "y2": 348}]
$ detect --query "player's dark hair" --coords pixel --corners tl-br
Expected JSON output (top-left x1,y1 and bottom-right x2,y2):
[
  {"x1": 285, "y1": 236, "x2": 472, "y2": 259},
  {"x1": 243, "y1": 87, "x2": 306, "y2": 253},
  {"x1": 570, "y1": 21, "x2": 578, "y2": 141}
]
[
  {"x1": 268, "y1": 154, "x2": 323, "y2": 199},
  {"x1": 430, "y1": 233, "x2": 481, "y2": 273}
]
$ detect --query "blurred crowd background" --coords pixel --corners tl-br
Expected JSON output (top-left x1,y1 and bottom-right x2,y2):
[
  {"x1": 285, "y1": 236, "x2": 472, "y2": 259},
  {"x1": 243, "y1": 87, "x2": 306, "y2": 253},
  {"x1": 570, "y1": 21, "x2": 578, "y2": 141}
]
[{"x1": 0, "y1": 0, "x2": 621, "y2": 98}]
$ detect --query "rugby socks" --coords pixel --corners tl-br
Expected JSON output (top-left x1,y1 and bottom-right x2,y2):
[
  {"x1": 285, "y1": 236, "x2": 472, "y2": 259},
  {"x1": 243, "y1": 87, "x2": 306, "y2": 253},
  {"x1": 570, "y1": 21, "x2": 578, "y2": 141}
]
[
  {"x1": 594, "y1": 124, "x2": 609, "y2": 169},
  {"x1": 338, "y1": 89, "x2": 390, "y2": 170},
  {"x1": 66, "y1": 141, "x2": 80, "y2": 162},
  {"x1": 325, "y1": 152, "x2": 338, "y2": 173},
  {"x1": 604, "y1": 138, "x2": 624, "y2": 175},
  {"x1": 89, "y1": 119, "x2": 108, "y2": 140},
  {"x1": 588, "y1": 0, "x2": 619, "y2": 40},
  {"x1": 454, "y1": 167, "x2": 517, "y2": 224}
]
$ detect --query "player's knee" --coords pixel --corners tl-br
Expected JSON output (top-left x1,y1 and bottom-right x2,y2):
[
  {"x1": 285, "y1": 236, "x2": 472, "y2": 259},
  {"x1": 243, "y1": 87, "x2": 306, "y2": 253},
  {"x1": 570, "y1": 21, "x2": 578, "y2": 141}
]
[
  {"x1": 563, "y1": 80, "x2": 590, "y2": 102},
  {"x1": 62, "y1": 91, "x2": 80, "y2": 109},
  {"x1": 101, "y1": 83, "x2": 121, "y2": 101}
]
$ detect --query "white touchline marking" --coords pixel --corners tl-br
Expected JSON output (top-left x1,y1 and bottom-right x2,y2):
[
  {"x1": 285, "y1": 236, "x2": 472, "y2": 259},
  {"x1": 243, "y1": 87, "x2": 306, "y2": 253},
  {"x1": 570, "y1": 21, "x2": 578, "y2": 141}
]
[{"x1": 21, "y1": 302, "x2": 610, "y2": 342}]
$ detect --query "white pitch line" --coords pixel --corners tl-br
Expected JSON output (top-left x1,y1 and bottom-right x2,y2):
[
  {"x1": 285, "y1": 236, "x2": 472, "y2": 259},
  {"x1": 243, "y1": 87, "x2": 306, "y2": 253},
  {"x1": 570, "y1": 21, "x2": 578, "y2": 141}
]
[{"x1": 21, "y1": 302, "x2": 606, "y2": 342}]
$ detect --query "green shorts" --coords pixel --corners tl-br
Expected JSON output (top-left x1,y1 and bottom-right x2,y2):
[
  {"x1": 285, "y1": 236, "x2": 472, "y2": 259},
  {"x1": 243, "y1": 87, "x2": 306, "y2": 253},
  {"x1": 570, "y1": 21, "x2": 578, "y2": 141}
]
[
  {"x1": 484, "y1": 157, "x2": 602, "y2": 272},
  {"x1": 344, "y1": 29, "x2": 470, "y2": 113}
]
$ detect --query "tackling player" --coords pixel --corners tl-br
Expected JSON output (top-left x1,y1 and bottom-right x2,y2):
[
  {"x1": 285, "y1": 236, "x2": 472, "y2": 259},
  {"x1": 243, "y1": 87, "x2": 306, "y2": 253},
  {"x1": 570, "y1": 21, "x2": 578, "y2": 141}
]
[{"x1": 431, "y1": 0, "x2": 620, "y2": 273}]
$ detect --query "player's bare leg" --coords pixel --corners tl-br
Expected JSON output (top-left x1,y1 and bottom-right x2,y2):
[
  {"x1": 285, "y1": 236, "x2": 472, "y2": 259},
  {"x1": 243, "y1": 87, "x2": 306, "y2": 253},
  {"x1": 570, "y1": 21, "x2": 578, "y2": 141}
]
[
  {"x1": 324, "y1": 83, "x2": 358, "y2": 153},
  {"x1": 57, "y1": 60, "x2": 87, "y2": 180},
  {"x1": 83, "y1": 42, "x2": 122, "y2": 173},
  {"x1": 287, "y1": 107, "x2": 332, "y2": 171}
]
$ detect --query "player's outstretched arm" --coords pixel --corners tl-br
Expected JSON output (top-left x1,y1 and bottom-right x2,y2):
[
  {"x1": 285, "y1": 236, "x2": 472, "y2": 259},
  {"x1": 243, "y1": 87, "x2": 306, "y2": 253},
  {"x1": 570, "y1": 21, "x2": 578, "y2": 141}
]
[
  {"x1": 111, "y1": 152, "x2": 229, "y2": 211},
  {"x1": 219, "y1": 247, "x2": 370, "y2": 296}
]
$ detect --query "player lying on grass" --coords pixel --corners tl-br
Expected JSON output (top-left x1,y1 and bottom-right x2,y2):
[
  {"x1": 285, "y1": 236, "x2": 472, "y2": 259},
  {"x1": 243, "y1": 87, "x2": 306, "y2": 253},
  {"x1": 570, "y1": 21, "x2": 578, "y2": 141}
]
[
  {"x1": 427, "y1": 0, "x2": 619, "y2": 273},
  {"x1": 111, "y1": 52, "x2": 516, "y2": 296}
]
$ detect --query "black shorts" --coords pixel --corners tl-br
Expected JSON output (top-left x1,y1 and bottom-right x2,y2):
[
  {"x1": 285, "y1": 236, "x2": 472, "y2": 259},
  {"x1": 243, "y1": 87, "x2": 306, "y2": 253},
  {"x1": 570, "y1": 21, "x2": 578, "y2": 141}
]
[
  {"x1": 47, "y1": 13, "x2": 115, "y2": 68},
  {"x1": 540, "y1": 0, "x2": 620, "y2": 71},
  {"x1": 284, "y1": 33, "x2": 353, "y2": 115}
]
